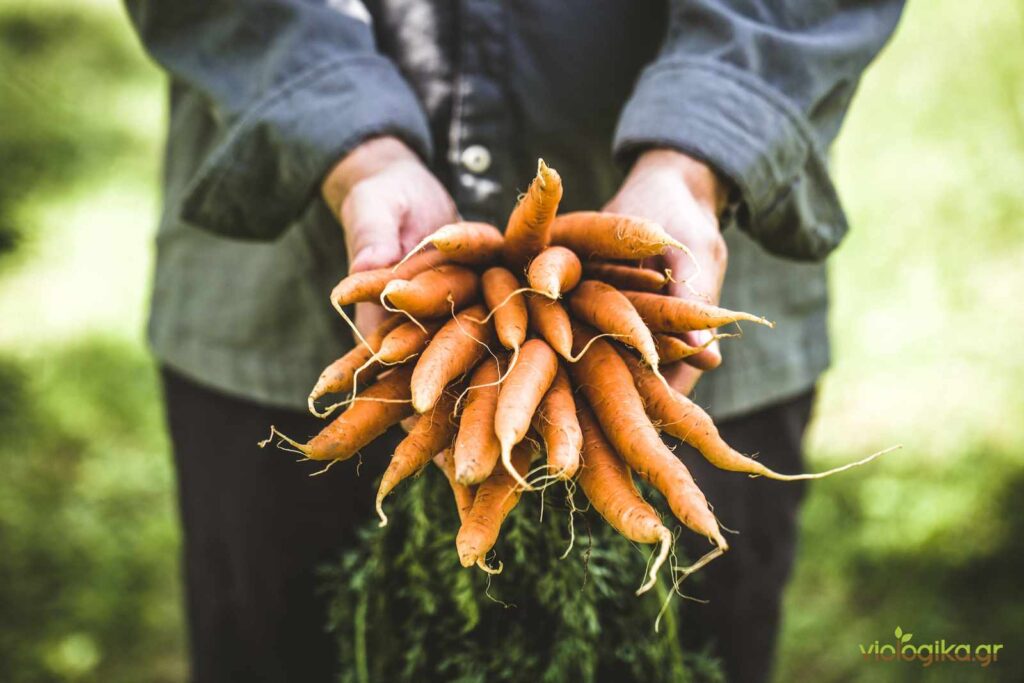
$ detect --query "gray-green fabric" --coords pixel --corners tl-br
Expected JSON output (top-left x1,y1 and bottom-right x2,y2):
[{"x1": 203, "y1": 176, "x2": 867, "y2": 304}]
[{"x1": 132, "y1": 0, "x2": 903, "y2": 420}]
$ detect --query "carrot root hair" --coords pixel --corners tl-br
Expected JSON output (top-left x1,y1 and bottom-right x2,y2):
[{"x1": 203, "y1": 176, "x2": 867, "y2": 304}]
[
  {"x1": 500, "y1": 442, "x2": 534, "y2": 492},
  {"x1": 654, "y1": 543, "x2": 727, "y2": 632},
  {"x1": 636, "y1": 528, "x2": 672, "y2": 596},
  {"x1": 379, "y1": 285, "x2": 428, "y2": 333},
  {"x1": 257, "y1": 425, "x2": 311, "y2": 457},
  {"x1": 564, "y1": 332, "x2": 627, "y2": 362},
  {"x1": 476, "y1": 557, "x2": 504, "y2": 575},
  {"x1": 757, "y1": 444, "x2": 902, "y2": 481},
  {"x1": 331, "y1": 296, "x2": 374, "y2": 352},
  {"x1": 467, "y1": 286, "x2": 544, "y2": 324}
]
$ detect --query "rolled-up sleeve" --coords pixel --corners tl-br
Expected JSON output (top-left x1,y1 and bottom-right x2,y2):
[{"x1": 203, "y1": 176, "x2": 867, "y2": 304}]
[
  {"x1": 126, "y1": 0, "x2": 433, "y2": 241},
  {"x1": 613, "y1": 0, "x2": 904, "y2": 261}
]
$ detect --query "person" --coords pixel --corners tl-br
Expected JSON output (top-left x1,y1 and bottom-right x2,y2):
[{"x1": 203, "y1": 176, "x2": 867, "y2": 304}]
[{"x1": 126, "y1": 1, "x2": 904, "y2": 681}]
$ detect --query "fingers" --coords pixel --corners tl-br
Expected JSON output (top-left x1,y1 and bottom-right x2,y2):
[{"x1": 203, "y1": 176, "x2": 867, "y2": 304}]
[
  {"x1": 681, "y1": 330, "x2": 722, "y2": 371},
  {"x1": 663, "y1": 360, "x2": 702, "y2": 397},
  {"x1": 341, "y1": 185, "x2": 404, "y2": 272},
  {"x1": 354, "y1": 302, "x2": 389, "y2": 340},
  {"x1": 400, "y1": 189, "x2": 459, "y2": 255}
]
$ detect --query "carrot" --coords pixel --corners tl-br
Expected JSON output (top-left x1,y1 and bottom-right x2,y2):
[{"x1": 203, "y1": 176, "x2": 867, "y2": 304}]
[
  {"x1": 527, "y1": 245, "x2": 582, "y2": 299},
  {"x1": 381, "y1": 264, "x2": 479, "y2": 319},
  {"x1": 503, "y1": 159, "x2": 563, "y2": 271},
  {"x1": 267, "y1": 363, "x2": 415, "y2": 462},
  {"x1": 654, "y1": 332, "x2": 726, "y2": 366},
  {"x1": 376, "y1": 319, "x2": 444, "y2": 364},
  {"x1": 532, "y1": 365, "x2": 582, "y2": 480},
  {"x1": 410, "y1": 304, "x2": 493, "y2": 413},
  {"x1": 526, "y1": 293, "x2": 573, "y2": 361},
  {"x1": 453, "y1": 358, "x2": 503, "y2": 485},
  {"x1": 455, "y1": 443, "x2": 533, "y2": 569},
  {"x1": 331, "y1": 250, "x2": 447, "y2": 307},
  {"x1": 623, "y1": 291, "x2": 773, "y2": 332},
  {"x1": 618, "y1": 349, "x2": 893, "y2": 481},
  {"x1": 576, "y1": 403, "x2": 671, "y2": 594},
  {"x1": 550, "y1": 212, "x2": 690, "y2": 260},
  {"x1": 433, "y1": 448, "x2": 476, "y2": 522},
  {"x1": 482, "y1": 267, "x2": 528, "y2": 352},
  {"x1": 494, "y1": 338, "x2": 559, "y2": 488},
  {"x1": 307, "y1": 314, "x2": 404, "y2": 414},
  {"x1": 375, "y1": 387, "x2": 458, "y2": 524},
  {"x1": 568, "y1": 328, "x2": 726, "y2": 549},
  {"x1": 568, "y1": 280, "x2": 659, "y2": 370},
  {"x1": 397, "y1": 222, "x2": 504, "y2": 267},
  {"x1": 582, "y1": 261, "x2": 667, "y2": 293}
]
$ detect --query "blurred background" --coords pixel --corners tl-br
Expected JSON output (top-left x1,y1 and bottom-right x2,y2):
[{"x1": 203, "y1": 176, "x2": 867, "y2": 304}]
[{"x1": 0, "y1": 0, "x2": 1021, "y2": 681}]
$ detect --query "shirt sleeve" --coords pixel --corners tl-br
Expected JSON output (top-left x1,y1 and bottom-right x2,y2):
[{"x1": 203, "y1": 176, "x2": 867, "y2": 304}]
[
  {"x1": 125, "y1": 0, "x2": 433, "y2": 241},
  {"x1": 612, "y1": 0, "x2": 905, "y2": 261}
]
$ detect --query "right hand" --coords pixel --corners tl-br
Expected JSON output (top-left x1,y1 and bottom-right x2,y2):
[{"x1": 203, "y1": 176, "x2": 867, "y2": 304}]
[{"x1": 322, "y1": 136, "x2": 458, "y2": 335}]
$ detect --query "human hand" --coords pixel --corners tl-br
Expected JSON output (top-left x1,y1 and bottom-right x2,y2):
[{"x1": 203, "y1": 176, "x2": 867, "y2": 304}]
[
  {"x1": 603, "y1": 149, "x2": 728, "y2": 396},
  {"x1": 322, "y1": 136, "x2": 458, "y2": 335}
]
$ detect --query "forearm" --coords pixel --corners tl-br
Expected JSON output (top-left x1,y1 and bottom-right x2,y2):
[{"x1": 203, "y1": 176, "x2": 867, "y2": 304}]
[
  {"x1": 614, "y1": 0, "x2": 906, "y2": 261},
  {"x1": 126, "y1": 0, "x2": 432, "y2": 241}
]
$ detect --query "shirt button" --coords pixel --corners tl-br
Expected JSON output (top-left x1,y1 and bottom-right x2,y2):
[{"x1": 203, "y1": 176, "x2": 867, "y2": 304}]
[{"x1": 460, "y1": 145, "x2": 492, "y2": 174}]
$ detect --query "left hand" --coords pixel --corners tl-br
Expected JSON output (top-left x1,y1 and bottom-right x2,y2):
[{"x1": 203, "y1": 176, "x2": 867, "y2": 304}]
[{"x1": 603, "y1": 149, "x2": 728, "y2": 396}]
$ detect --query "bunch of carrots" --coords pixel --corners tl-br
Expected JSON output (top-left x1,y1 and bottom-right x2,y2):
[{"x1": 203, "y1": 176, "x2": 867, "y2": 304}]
[{"x1": 261, "y1": 160, "x2": 893, "y2": 597}]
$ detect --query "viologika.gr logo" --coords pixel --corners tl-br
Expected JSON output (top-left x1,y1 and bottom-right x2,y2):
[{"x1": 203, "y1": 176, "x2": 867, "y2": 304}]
[{"x1": 860, "y1": 627, "x2": 1004, "y2": 667}]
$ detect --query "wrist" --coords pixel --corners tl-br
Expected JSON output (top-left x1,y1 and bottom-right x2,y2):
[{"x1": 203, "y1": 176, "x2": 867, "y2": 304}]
[
  {"x1": 322, "y1": 136, "x2": 419, "y2": 213},
  {"x1": 630, "y1": 149, "x2": 728, "y2": 218}
]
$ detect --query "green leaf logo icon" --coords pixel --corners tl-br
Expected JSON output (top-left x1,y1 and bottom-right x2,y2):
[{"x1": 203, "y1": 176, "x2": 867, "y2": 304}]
[
  {"x1": 895, "y1": 626, "x2": 903, "y2": 639},
  {"x1": 902, "y1": 632, "x2": 913, "y2": 643}
]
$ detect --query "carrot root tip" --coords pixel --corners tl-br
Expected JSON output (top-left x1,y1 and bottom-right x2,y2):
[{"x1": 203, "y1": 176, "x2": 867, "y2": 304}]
[
  {"x1": 476, "y1": 557, "x2": 504, "y2": 575},
  {"x1": 636, "y1": 529, "x2": 672, "y2": 596}
]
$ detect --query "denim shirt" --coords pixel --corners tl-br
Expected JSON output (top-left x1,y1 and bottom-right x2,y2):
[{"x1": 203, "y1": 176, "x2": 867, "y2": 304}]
[{"x1": 126, "y1": 0, "x2": 903, "y2": 419}]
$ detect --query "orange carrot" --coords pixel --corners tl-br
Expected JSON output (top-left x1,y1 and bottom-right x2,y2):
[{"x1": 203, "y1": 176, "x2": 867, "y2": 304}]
[
  {"x1": 307, "y1": 314, "x2": 404, "y2": 411},
  {"x1": 270, "y1": 363, "x2": 415, "y2": 462},
  {"x1": 576, "y1": 403, "x2": 671, "y2": 594},
  {"x1": 331, "y1": 250, "x2": 447, "y2": 307},
  {"x1": 653, "y1": 332, "x2": 726, "y2": 367},
  {"x1": 410, "y1": 304, "x2": 493, "y2": 413},
  {"x1": 623, "y1": 291, "x2": 773, "y2": 332},
  {"x1": 494, "y1": 338, "x2": 559, "y2": 488},
  {"x1": 550, "y1": 212, "x2": 688, "y2": 260},
  {"x1": 482, "y1": 267, "x2": 528, "y2": 352},
  {"x1": 568, "y1": 328, "x2": 725, "y2": 549},
  {"x1": 455, "y1": 443, "x2": 533, "y2": 569},
  {"x1": 527, "y1": 245, "x2": 582, "y2": 299},
  {"x1": 399, "y1": 222, "x2": 504, "y2": 266},
  {"x1": 453, "y1": 358, "x2": 503, "y2": 485},
  {"x1": 582, "y1": 261, "x2": 667, "y2": 292},
  {"x1": 526, "y1": 293, "x2": 573, "y2": 361},
  {"x1": 434, "y1": 449, "x2": 476, "y2": 522},
  {"x1": 618, "y1": 350, "x2": 887, "y2": 481},
  {"x1": 381, "y1": 264, "x2": 479, "y2": 319},
  {"x1": 532, "y1": 365, "x2": 582, "y2": 480},
  {"x1": 568, "y1": 280, "x2": 659, "y2": 370},
  {"x1": 375, "y1": 388, "x2": 458, "y2": 524},
  {"x1": 503, "y1": 159, "x2": 563, "y2": 271},
  {"x1": 376, "y1": 319, "x2": 444, "y2": 364}
]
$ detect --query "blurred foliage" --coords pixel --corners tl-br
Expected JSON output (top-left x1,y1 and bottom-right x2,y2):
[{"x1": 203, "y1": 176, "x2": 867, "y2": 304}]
[
  {"x1": 0, "y1": 341, "x2": 183, "y2": 682},
  {"x1": 776, "y1": 0, "x2": 1024, "y2": 681},
  {"x1": 0, "y1": 1, "x2": 183, "y2": 681},
  {"x1": 0, "y1": 0, "x2": 158, "y2": 265},
  {"x1": 0, "y1": 0, "x2": 1021, "y2": 681},
  {"x1": 325, "y1": 472, "x2": 722, "y2": 683}
]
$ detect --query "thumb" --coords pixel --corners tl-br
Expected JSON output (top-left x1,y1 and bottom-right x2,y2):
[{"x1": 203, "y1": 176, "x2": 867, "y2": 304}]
[{"x1": 341, "y1": 187, "x2": 404, "y2": 272}]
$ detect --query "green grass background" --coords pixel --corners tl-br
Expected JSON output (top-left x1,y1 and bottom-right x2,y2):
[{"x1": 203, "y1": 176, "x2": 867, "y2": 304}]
[{"x1": 0, "y1": 0, "x2": 1021, "y2": 680}]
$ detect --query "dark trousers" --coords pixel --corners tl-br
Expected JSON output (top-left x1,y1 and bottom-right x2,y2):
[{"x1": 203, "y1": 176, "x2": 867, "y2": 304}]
[
  {"x1": 162, "y1": 367, "x2": 812, "y2": 683},
  {"x1": 676, "y1": 392, "x2": 813, "y2": 683}
]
